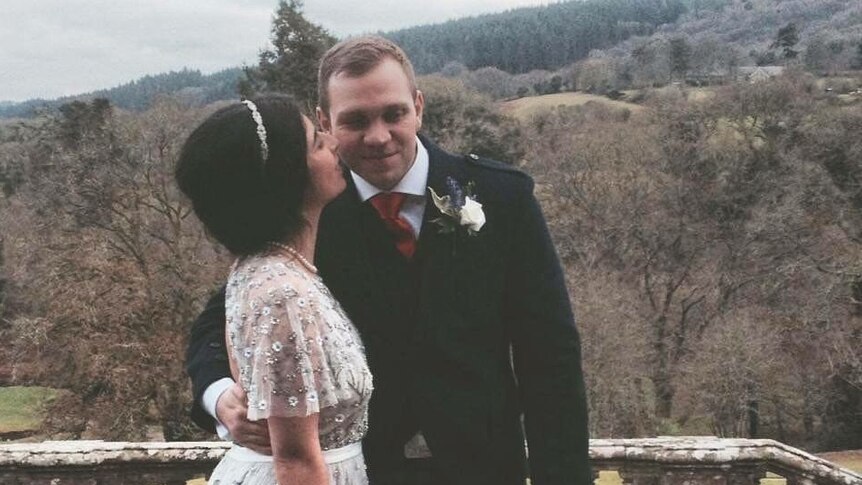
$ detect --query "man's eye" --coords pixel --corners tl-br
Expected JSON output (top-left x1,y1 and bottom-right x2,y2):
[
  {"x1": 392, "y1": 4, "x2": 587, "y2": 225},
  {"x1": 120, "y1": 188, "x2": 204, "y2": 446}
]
[
  {"x1": 384, "y1": 109, "x2": 406, "y2": 123},
  {"x1": 342, "y1": 118, "x2": 367, "y2": 129}
]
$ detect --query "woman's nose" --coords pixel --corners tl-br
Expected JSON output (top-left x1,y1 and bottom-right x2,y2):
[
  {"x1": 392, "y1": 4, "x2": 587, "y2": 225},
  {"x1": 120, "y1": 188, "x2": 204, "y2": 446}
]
[{"x1": 323, "y1": 132, "x2": 339, "y2": 151}]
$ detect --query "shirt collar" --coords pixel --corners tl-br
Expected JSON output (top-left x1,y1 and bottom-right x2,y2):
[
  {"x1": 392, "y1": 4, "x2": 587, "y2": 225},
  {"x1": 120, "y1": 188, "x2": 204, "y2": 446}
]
[{"x1": 351, "y1": 136, "x2": 429, "y2": 202}]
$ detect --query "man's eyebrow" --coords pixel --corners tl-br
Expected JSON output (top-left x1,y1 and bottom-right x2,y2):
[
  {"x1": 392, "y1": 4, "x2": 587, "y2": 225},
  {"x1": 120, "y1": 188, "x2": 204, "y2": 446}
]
[
  {"x1": 337, "y1": 102, "x2": 412, "y2": 119},
  {"x1": 336, "y1": 110, "x2": 364, "y2": 120},
  {"x1": 333, "y1": 109, "x2": 367, "y2": 125}
]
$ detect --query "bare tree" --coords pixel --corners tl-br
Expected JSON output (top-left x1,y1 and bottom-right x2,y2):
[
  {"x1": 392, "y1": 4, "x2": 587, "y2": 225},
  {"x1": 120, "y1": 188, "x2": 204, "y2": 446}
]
[{"x1": 2, "y1": 97, "x2": 228, "y2": 439}]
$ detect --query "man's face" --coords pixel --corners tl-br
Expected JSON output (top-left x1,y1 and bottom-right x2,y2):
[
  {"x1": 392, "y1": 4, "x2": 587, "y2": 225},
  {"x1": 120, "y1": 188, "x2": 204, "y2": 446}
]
[{"x1": 317, "y1": 58, "x2": 424, "y2": 191}]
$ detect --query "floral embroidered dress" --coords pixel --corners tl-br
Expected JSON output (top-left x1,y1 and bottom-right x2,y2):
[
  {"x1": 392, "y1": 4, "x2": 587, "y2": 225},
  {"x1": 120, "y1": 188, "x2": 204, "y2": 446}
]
[{"x1": 208, "y1": 251, "x2": 373, "y2": 485}]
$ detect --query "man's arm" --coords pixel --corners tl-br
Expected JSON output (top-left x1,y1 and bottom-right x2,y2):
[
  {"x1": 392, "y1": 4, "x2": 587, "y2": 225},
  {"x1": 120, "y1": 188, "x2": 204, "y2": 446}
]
[
  {"x1": 505, "y1": 178, "x2": 592, "y2": 485},
  {"x1": 186, "y1": 287, "x2": 232, "y2": 432},
  {"x1": 187, "y1": 287, "x2": 272, "y2": 452}
]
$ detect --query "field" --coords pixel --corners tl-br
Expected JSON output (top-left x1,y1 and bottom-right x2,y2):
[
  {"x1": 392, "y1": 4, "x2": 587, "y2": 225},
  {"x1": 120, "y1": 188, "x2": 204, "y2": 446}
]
[
  {"x1": 500, "y1": 92, "x2": 644, "y2": 120},
  {"x1": 0, "y1": 386, "x2": 60, "y2": 437},
  {"x1": 820, "y1": 450, "x2": 862, "y2": 474}
]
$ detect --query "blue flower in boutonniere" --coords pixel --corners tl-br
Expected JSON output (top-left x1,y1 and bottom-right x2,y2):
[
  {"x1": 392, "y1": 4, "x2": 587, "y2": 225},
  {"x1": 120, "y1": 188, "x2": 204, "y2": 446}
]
[{"x1": 428, "y1": 177, "x2": 486, "y2": 236}]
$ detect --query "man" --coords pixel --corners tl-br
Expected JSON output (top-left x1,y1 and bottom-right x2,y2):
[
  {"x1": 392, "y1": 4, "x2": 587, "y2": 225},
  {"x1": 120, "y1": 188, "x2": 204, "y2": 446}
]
[{"x1": 187, "y1": 36, "x2": 591, "y2": 485}]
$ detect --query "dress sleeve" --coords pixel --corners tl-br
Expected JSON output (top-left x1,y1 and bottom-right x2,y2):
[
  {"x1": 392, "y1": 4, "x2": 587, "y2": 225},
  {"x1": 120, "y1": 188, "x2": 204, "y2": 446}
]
[{"x1": 243, "y1": 267, "x2": 339, "y2": 421}]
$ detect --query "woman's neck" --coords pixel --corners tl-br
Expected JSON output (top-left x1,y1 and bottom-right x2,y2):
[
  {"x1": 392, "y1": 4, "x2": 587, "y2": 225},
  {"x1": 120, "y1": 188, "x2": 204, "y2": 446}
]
[{"x1": 290, "y1": 207, "x2": 321, "y2": 263}]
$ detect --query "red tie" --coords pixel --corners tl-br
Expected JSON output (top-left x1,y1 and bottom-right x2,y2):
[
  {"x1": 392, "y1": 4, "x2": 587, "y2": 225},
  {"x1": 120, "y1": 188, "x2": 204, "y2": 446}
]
[{"x1": 369, "y1": 192, "x2": 417, "y2": 259}]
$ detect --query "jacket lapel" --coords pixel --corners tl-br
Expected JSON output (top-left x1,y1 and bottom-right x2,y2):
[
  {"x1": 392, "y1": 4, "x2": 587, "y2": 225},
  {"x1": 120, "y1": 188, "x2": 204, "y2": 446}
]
[
  {"x1": 415, "y1": 138, "x2": 468, "y2": 328},
  {"x1": 417, "y1": 136, "x2": 467, "y2": 256}
]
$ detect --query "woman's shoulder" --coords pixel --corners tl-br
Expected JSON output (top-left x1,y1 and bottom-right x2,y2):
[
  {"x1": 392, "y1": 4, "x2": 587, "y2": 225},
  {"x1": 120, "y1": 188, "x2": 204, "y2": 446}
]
[{"x1": 229, "y1": 251, "x2": 315, "y2": 295}]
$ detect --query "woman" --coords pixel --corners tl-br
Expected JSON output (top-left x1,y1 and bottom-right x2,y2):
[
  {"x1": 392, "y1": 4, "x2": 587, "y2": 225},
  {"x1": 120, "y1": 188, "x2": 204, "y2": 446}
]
[{"x1": 176, "y1": 94, "x2": 372, "y2": 485}]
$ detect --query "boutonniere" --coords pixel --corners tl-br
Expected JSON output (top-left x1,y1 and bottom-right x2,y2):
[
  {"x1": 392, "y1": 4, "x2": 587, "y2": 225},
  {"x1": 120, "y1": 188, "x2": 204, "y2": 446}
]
[{"x1": 428, "y1": 177, "x2": 486, "y2": 236}]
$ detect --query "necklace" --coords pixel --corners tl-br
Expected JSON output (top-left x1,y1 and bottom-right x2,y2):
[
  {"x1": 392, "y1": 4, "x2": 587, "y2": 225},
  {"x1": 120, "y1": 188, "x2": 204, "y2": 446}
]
[{"x1": 269, "y1": 242, "x2": 317, "y2": 273}]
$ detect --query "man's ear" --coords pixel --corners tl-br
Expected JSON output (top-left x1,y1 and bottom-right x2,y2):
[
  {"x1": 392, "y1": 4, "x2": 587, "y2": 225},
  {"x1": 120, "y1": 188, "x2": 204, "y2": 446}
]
[
  {"x1": 414, "y1": 90, "x2": 425, "y2": 131},
  {"x1": 316, "y1": 107, "x2": 332, "y2": 133}
]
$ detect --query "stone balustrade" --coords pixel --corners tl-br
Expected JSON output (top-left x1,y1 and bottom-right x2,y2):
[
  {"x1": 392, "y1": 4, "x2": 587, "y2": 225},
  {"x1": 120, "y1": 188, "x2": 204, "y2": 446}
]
[
  {"x1": 0, "y1": 440, "x2": 227, "y2": 484},
  {"x1": 590, "y1": 437, "x2": 862, "y2": 485},
  {"x1": 0, "y1": 437, "x2": 859, "y2": 484}
]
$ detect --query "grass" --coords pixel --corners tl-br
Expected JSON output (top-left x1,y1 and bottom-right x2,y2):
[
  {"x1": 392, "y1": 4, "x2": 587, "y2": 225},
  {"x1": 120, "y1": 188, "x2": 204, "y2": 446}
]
[
  {"x1": 500, "y1": 92, "x2": 644, "y2": 120},
  {"x1": 0, "y1": 386, "x2": 60, "y2": 435},
  {"x1": 683, "y1": 86, "x2": 717, "y2": 102},
  {"x1": 820, "y1": 450, "x2": 862, "y2": 474}
]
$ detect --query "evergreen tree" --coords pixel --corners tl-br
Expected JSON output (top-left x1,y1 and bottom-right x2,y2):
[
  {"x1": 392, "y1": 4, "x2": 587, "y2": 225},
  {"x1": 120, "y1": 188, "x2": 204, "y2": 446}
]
[
  {"x1": 387, "y1": 0, "x2": 689, "y2": 74},
  {"x1": 242, "y1": 0, "x2": 336, "y2": 110},
  {"x1": 772, "y1": 23, "x2": 800, "y2": 60},
  {"x1": 57, "y1": 98, "x2": 114, "y2": 149},
  {"x1": 669, "y1": 37, "x2": 692, "y2": 80},
  {"x1": 856, "y1": 40, "x2": 862, "y2": 69}
]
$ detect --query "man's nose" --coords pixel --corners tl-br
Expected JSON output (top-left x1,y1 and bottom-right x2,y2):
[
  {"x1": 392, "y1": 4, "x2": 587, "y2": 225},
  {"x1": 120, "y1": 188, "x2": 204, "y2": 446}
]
[{"x1": 363, "y1": 120, "x2": 391, "y2": 146}]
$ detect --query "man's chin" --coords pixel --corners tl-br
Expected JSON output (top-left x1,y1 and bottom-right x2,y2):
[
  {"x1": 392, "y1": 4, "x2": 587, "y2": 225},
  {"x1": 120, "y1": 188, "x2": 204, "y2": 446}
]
[
  {"x1": 362, "y1": 153, "x2": 399, "y2": 165},
  {"x1": 366, "y1": 171, "x2": 401, "y2": 191}
]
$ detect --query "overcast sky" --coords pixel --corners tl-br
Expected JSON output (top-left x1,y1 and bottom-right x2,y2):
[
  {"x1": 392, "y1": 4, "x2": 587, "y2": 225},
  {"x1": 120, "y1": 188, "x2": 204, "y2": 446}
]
[{"x1": 0, "y1": 0, "x2": 553, "y2": 103}]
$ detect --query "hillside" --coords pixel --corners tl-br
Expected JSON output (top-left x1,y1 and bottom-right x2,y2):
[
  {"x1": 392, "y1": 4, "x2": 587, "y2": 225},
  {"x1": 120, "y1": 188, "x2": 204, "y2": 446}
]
[
  {"x1": 500, "y1": 92, "x2": 645, "y2": 120},
  {"x1": 0, "y1": 68, "x2": 243, "y2": 119},
  {"x1": 593, "y1": 0, "x2": 862, "y2": 69},
  {"x1": 386, "y1": 0, "x2": 693, "y2": 74},
  {"x1": 0, "y1": 0, "x2": 707, "y2": 118},
  {"x1": 2, "y1": 0, "x2": 860, "y2": 118}
]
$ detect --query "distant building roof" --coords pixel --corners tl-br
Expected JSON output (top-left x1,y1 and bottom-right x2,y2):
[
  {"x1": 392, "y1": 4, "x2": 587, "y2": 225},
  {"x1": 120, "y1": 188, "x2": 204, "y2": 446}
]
[{"x1": 737, "y1": 66, "x2": 785, "y2": 82}]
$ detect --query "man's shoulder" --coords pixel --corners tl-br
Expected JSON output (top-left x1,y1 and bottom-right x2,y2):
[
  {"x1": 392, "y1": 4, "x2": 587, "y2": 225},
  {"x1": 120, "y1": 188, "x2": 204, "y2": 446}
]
[{"x1": 421, "y1": 134, "x2": 534, "y2": 193}]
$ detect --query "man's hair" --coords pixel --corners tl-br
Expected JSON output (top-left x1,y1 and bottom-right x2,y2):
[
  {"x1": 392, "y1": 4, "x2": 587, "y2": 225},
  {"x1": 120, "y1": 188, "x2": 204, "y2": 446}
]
[
  {"x1": 175, "y1": 94, "x2": 309, "y2": 256},
  {"x1": 317, "y1": 35, "x2": 418, "y2": 112}
]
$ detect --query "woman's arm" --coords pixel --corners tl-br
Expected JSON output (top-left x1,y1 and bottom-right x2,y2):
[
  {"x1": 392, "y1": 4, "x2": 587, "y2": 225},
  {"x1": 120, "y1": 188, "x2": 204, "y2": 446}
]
[{"x1": 269, "y1": 414, "x2": 328, "y2": 485}]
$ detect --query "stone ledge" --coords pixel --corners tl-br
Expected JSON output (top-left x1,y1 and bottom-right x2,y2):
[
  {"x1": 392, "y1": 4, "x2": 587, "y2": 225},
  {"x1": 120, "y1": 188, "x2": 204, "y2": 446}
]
[
  {"x1": 0, "y1": 440, "x2": 230, "y2": 467},
  {"x1": 589, "y1": 437, "x2": 862, "y2": 485},
  {"x1": 1, "y1": 437, "x2": 860, "y2": 485}
]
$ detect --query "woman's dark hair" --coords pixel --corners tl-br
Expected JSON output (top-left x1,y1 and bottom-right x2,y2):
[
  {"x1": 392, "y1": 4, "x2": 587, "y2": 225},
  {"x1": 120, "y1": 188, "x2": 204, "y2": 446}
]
[{"x1": 175, "y1": 94, "x2": 308, "y2": 255}]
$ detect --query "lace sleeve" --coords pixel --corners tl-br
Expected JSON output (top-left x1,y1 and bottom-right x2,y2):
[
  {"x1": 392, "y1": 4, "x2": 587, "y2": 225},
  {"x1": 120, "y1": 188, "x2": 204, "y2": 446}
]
[{"x1": 239, "y1": 263, "x2": 340, "y2": 421}]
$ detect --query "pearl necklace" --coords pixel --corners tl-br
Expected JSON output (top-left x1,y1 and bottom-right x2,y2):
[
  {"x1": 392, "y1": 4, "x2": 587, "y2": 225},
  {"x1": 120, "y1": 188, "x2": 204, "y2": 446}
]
[{"x1": 269, "y1": 242, "x2": 317, "y2": 273}]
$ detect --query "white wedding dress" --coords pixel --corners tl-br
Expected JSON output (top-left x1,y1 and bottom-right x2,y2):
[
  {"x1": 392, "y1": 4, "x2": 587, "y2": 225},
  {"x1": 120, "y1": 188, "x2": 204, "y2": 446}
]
[{"x1": 208, "y1": 250, "x2": 373, "y2": 485}]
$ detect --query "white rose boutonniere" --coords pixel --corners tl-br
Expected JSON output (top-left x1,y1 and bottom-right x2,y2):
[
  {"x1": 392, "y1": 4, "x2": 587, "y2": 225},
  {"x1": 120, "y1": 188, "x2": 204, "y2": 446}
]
[
  {"x1": 459, "y1": 197, "x2": 485, "y2": 232},
  {"x1": 428, "y1": 177, "x2": 485, "y2": 237}
]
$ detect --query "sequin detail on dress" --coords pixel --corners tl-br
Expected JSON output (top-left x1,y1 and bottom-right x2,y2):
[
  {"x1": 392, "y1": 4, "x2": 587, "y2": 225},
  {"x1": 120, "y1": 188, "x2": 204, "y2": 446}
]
[{"x1": 223, "y1": 252, "x2": 373, "y2": 483}]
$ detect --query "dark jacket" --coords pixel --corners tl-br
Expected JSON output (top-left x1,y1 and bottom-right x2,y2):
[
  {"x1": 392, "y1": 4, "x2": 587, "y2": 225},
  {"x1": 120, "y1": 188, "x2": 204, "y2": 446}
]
[{"x1": 186, "y1": 136, "x2": 591, "y2": 485}]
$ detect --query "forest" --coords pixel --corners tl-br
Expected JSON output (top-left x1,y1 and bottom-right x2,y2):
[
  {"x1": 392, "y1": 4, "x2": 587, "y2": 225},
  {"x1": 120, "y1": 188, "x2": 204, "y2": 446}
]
[{"x1": 0, "y1": 0, "x2": 860, "y2": 456}]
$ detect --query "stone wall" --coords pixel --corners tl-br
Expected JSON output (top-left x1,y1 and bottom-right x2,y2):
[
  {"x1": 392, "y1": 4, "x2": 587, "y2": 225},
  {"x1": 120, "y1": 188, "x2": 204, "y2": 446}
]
[{"x1": 1, "y1": 437, "x2": 860, "y2": 485}]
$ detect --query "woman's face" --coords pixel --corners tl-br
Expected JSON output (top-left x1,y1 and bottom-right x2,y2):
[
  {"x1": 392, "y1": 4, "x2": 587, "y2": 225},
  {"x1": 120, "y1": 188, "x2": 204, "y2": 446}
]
[{"x1": 303, "y1": 115, "x2": 344, "y2": 207}]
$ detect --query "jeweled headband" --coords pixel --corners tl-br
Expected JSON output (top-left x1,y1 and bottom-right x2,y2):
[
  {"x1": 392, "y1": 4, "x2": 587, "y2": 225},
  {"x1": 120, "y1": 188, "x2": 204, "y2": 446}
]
[{"x1": 241, "y1": 100, "x2": 269, "y2": 162}]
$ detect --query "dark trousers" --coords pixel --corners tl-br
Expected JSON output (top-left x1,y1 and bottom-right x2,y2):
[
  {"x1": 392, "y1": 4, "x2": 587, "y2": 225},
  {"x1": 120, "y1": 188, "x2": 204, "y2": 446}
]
[
  {"x1": 370, "y1": 458, "x2": 437, "y2": 485},
  {"x1": 371, "y1": 458, "x2": 528, "y2": 485}
]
